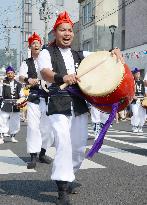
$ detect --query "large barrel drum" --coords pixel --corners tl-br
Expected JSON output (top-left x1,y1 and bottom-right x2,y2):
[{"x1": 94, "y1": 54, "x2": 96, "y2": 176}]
[{"x1": 77, "y1": 51, "x2": 135, "y2": 113}]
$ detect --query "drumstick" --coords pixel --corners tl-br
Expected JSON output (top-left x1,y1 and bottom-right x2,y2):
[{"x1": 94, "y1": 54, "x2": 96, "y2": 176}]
[{"x1": 60, "y1": 56, "x2": 110, "y2": 90}]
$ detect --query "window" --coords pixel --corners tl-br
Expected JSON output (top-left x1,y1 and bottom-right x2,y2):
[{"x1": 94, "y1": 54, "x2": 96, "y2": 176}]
[
  {"x1": 24, "y1": 3, "x2": 31, "y2": 11},
  {"x1": 121, "y1": 30, "x2": 125, "y2": 50},
  {"x1": 56, "y1": 0, "x2": 64, "y2": 6},
  {"x1": 24, "y1": 32, "x2": 32, "y2": 42},
  {"x1": 83, "y1": 3, "x2": 92, "y2": 25},
  {"x1": 24, "y1": 13, "x2": 32, "y2": 23},
  {"x1": 83, "y1": 40, "x2": 92, "y2": 51},
  {"x1": 25, "y1": 0, "x2": 31, "y2": 3},
  {"x1": 122, "y1": 0, "x2": 125, "y2": 26}
]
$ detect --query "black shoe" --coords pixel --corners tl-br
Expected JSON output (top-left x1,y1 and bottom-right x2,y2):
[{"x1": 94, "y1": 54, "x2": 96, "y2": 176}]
[
  {"x1": 67, "y1": 182, "x2": 79, "y2": 194},
  {"x1": 27, "y1": 153, "x2": 37, "y2": 169},
  {"x1": 56, "y1": 181, "x2": 71, "y2": 205},
  {"x1": 39, "y1": 148, "x2": 52, "y2": 164},
  {"x1": 56, "y1": 191, "x2": 71, "y2": 205},
  {"x1": 39, "y1": 155, "x2": 52, "y2": 164},
  {"x1": 27, "y1": 161, "x2": 36, "y2": 169}
]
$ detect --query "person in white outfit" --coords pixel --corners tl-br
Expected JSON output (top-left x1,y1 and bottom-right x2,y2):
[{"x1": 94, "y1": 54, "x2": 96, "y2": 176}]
[
  {"x1": 0, "y1": 66, "x2": 22, "y2": 144},
  {"x1": 90, "y1": 105, "x2": 109, "y2": 139},
  {"x1": 37, "y1": 11, "x2": 125, "y2": 205},
  {"x1": 131, "y1": 68, "x2": 146, "y2": 133},
  {"x1": 143, "y1": 69, "x2": 147, "y2": 119},
  {"x1": 19, "y1": 32, "x2": 54, "y2": 169}
]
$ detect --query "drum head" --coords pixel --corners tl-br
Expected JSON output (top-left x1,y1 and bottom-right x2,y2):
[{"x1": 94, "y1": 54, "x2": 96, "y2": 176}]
[{"x1": 77, "y1": 51, "x2": 125, "y2": 97}]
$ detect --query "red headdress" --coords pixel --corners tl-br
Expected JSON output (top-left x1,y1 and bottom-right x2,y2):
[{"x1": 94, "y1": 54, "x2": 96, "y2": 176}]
[
  {"x1": 28, "y1": 32, "x2": 42, "y2": 47},
  {"x1": 53, "y1": 11, "x2": 74, "y2": 30}
]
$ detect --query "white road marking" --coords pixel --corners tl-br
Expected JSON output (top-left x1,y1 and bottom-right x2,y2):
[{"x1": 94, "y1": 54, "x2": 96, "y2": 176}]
[
  {"x1": 1, "y1": 126, "x2": 147, "y2": 175},
  {"x1": 106, "y1": 134, "x2": 147, "y2": 139},
  {"x1": 46, "y1": 147, "x2": 106, "y2": 169},
  {"x1": 0, "y1": 149, "x2": 36, "y2": 174},
  {"x1": 86, "y1": 144, "x2": 147, "y2": 166},
  {"x1": 105, "y1": 137, "x2": 147, "y2": 149},
  {"x1": 107, "y1": 129, "x2": 147, "y2": 135}
]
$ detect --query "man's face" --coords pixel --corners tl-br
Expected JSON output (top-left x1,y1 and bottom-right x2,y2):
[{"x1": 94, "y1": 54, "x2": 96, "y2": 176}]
[
  {"x1": 54, "y1": 23, "x2": 74, "y2": 48},
  {"x1": 134, "y1": 72, "x2": 140, "y2": 79},
  {"x1": 30, "y1": 40, "x2": 41, "y2": 55},
  {"x1": 6, "y1": 71, "x2": 15, "y2": 80}
]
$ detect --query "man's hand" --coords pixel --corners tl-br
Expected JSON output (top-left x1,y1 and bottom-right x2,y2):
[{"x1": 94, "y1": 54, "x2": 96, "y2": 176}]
[
  {"x1": 144, "y1": 81, "x2": 147, "y2": 87},
  {"x1": 111, "y1": 48, "x2": 125, "y2": 65},
  {"x1": 133, "y1": 96, "x2": 137, "y2": 100},
  {"x1": 28, "y1": 78, "x2": 39, "y2": 86},
  {"x1": 63, "y1": 74, "x2": 80, "y2": 85}
]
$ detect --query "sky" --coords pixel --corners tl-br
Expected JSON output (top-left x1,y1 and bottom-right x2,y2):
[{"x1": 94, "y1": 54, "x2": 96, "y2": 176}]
[{"x1": 0, "y1": 0, "x2": 20, "y2": 50}]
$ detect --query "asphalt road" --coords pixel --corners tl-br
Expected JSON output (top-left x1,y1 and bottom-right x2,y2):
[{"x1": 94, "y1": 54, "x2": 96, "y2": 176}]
[{"x1": 0, "y1": 119, "x2": 147, "y2": 205}]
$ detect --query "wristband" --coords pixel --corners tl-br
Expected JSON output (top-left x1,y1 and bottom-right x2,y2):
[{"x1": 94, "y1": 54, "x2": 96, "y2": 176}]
[
  {"x1": 24, "y1": 77, "x2": 29, "y2": 84},
  {"x1": 54, "y1": 74, "x2": 64, "y2": 83}
]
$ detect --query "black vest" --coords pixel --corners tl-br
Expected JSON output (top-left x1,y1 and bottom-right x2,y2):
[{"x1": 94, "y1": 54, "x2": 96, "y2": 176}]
[
  {"x1": 25, "y1": 58, "x2": 40, "y2": 104},
  {"x1": 25, "y1": 57, "x2": 39, "y2": 90},
  {"x1": 135, "y1": 79, "x2": 145, "y2": 96},
  {"x1": 46, "y1": 45, "x2": 89, "y2": 116},
  {"x1": 132, "y1": 79, "x2": 145, "y2": 104},
  {"x1": 1, "y1": 78, "x2": 22, "y2": 112}
]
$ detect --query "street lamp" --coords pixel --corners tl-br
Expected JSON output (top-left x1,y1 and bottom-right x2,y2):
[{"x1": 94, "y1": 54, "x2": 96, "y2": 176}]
[{"x1": 109, "y1": 25, "x2": 117, "y2": 50}]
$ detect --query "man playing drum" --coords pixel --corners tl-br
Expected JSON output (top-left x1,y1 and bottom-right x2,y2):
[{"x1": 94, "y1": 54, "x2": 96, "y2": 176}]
[
  {"x1": 19, "y1": 32, "x2": 54, "y2": 169},
  {"x1": 37, "y1": 11, "x2": 125, "y2": 205},
  {"x1": 0, "y1": 66, "x2": 22, "y2": 144},
  {"x1": 131, "y1": 67, "x2": 146, "y2": 133}
]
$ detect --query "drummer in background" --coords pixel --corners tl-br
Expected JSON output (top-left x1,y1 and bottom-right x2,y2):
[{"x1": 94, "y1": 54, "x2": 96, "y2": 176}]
[
  {"x1": 0, "y1": 78, "x2": 3, "y2": 110},
  {"x1": 131, "y1": 67, "x2": 146, "y2": 133},
  {"x1": 37, "y1": 11, "x2": 125, "y2": 205},
  {"x1": 143, "y1": 69, "x2": 147, "y2": 119},
  {"x1": 0, "y1": 66, "x2": 22, "y2": 144},
  {"x1": 19, "y1": 32, "x2": 54, "y2": 169},
  {"x1": 143, "y1": 69, "x2": 147, "y2": 97}
]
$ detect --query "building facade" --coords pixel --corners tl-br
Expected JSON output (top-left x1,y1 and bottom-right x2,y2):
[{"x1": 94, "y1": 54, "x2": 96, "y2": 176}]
[
  {"x1": 78, "y1": 0, "x2": 147, "y2": 73},
  {"x1": 21, "y1": 0, "x2": 79, "y2": 61},
  {"x1": 78, "y1": 0, "x2": 119, "y2": 51},
  {"x1": 119, "y1": 0, "x2": 147, "y2": 71}
]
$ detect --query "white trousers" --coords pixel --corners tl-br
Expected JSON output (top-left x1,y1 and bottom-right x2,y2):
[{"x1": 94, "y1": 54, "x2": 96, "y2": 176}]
[
  {"x1": 90, "y1": 106, "x2": 109, "y2": 124},
  {"x1": 0, "y1": 111, "x2": 20, "y2": 134},
  {"x1": 48, "y1": 113, "x2": 88, "y2": 182},
  {"x1": 27, "y1": 98, "x2": 54, "y2": 153},
  {"x1": 131, "y1": 102, "x2": 146, "y2": 127}
]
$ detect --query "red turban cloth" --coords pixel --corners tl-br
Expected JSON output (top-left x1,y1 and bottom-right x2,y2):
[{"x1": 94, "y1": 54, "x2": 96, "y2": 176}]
[
  {"x1": 53, "y1": 11, "x2": 74, "y2": 30},
  {"x1": 28, "y1": 32, "x2": 42, "y2": 47}
]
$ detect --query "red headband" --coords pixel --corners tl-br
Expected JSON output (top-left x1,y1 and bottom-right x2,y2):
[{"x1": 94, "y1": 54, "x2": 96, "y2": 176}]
[
  {"x1": 53, "y1": 11, "x2": 74, "y2": 30},
  {"x1": 28, "y1": 32, "x2": 42, "y2": 47}
]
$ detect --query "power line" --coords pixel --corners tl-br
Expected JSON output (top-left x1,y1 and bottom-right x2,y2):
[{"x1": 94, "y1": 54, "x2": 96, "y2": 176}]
[{"x1": 80, "y1": 0, "x2": 136, "y2": 31}]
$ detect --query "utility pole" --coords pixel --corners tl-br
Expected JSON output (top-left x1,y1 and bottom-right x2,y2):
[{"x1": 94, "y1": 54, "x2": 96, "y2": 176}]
[
  {"x1": 4, "y1": 25, "x2": 13, "y2": 66},
  {"x1": 39, "y1": 0, "x2": 53, "y2": 44},
  {"x1": 3, "y1": 23, "x2": 20, "y2": 66}
]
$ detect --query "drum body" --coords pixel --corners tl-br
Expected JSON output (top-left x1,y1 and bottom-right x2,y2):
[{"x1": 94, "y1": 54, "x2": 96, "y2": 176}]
[
  {"x1": 16, "y1": 97, "x2": 28, "y2": 108},
  {"x1": 77, "y1": 51, "x2": 135, "y2": 113}
]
